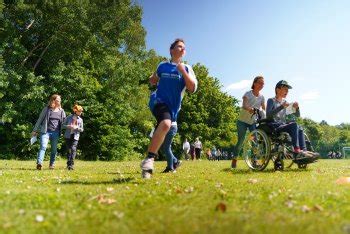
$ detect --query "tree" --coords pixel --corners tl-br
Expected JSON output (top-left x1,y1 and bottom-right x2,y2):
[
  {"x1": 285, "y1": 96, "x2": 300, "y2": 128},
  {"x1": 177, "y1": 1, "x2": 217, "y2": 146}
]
[
  {"x1": 0, "y1": 0, "x2": 152, "y2": 160},
  {"x1": 178, "y1": 64, "x2": 240, "y2": 151}
]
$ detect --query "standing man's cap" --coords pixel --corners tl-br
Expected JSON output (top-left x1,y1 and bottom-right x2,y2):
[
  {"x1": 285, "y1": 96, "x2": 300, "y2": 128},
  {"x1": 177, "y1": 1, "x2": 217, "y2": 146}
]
[{"x1": 275, "y1": 80, "x2": 292, "y2": 89}]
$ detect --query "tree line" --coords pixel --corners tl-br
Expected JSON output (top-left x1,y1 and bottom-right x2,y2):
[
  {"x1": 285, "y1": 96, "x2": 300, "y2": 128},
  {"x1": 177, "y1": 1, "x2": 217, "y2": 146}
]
[{"x1": 0, "y1": 0, "x2": 349, "y2": 160}]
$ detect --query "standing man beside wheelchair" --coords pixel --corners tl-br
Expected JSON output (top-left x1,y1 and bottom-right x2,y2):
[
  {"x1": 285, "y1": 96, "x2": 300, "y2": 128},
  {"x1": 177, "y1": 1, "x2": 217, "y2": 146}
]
[{"x1": 266, "y1": 80, "x2": 319, "y2": 162}]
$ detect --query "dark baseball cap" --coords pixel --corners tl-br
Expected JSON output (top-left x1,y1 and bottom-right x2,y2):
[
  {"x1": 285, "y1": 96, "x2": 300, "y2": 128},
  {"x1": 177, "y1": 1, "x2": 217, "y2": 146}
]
[{"x1": 275, "y1": 80, "x2": 292, "y2": 89}]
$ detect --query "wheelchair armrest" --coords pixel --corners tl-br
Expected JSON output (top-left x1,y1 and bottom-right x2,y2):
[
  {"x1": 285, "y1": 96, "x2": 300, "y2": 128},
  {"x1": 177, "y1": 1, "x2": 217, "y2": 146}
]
[{"x1": 257, "y1": 118, "x2": 273, "y2": 124}]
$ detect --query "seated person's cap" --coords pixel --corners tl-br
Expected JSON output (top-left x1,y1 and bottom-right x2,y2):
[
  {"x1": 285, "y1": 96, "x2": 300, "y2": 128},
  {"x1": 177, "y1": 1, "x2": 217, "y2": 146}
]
[{"x1": 276, "y1": 80, "x2": 292, "y2": 89}]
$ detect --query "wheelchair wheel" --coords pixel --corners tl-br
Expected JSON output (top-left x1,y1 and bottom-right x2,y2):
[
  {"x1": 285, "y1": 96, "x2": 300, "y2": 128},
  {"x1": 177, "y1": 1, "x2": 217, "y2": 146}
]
[
  {"x1": 273, "y1": 153, "x2": 284, "y2": 171},
  {"x1": 304, "y1": 133, "x2": 314, "y2": 152},
  {"x1": 242, "y1": 129, "x2": 271, "y2": 171},
  {"x1": 283, "y1": 146, "x2": 295, "y2": 168}
]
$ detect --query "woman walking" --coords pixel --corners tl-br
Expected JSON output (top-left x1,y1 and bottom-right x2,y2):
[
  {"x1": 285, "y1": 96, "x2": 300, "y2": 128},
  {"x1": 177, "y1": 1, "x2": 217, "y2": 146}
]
[{"x1": 32, "y1": 94, "x2": 66, "y2": 170}]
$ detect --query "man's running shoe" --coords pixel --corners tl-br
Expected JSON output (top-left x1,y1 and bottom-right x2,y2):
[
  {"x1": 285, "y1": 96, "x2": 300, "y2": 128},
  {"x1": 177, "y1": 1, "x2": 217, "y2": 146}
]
[
  {"x1": 174, "y1": 160, "x2": 182, "y2": 170},
  {"x1": 161, "y1": 167, "x2": 176, "y2": 173},
  {"x1": 140, "y1": 158, "x2": 154, "y2": 179}
]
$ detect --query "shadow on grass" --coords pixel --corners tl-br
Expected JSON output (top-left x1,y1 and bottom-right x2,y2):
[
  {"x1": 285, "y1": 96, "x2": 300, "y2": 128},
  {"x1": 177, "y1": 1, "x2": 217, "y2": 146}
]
[
  {"x1": 60, "y1": 177, "x2": 135, "y2": 185},
  {"x1": 221, "y1": 167, "x2": 310, "y2": 174},
  {"x1": 107, "y1": 172, "x2": 136, "y2": 175},
  {"x1": 0, "y1": 167, "x2": 37, "y2": 171}
]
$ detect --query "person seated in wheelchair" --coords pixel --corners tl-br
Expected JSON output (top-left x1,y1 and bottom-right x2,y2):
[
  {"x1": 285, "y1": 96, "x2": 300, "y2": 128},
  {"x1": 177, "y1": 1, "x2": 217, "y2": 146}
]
[{"x1": 266, "y1": 80, "x2": 319, "y2": 162}]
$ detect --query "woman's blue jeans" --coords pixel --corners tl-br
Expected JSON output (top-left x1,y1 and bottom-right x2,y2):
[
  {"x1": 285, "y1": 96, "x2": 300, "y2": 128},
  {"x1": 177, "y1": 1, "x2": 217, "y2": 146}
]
[
  {"x1": 234, "y1": 120, "x2": 256, "y2": 157},
  {"x1": 160, "y1": 124, "x2": 178, "y2": 170},
  {"x1": 37, "y1": 130, "x2": 60, "y2": 165}
]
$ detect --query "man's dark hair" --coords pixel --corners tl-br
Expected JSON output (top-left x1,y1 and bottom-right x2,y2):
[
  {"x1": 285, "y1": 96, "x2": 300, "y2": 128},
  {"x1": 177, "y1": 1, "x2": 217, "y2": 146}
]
[{"x1": 170, "y1": 38, "x2": 185, "y2": 50}]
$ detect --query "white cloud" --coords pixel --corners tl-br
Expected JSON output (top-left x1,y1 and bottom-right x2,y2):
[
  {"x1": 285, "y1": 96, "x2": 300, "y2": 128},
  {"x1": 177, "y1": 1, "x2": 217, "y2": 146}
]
[
  {"x1": 300, "y1": 91, "x2": 320, "y2": 101},
  {"x1": 224, "y1": 79, "x2": 251, "y2": 92}
]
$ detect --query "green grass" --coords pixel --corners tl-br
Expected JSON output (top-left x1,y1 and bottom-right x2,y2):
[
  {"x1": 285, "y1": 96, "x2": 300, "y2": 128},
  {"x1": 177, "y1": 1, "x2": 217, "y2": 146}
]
[{"x1": 0, "y1": 159, "x2": 349, "y2": 234}]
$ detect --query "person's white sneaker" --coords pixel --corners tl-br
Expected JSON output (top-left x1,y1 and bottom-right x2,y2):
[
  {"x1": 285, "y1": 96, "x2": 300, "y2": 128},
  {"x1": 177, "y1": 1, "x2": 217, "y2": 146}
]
[{"x1": 140, "y1": 158, "x2": 154, "y2": 179}]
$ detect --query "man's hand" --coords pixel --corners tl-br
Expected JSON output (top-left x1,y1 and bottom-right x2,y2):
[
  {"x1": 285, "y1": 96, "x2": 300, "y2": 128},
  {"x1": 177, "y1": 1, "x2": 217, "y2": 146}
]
[
  {"x1": 31, "y1": 131, "x2": 37, "y2": 137},
  {"x1": 292, "y1": 102, "x2": 299, "y2": 109},
  {"x1": 248, "y1": 108, "x2": 255, "y2": 114},
  {"x1": 149, "y1": 73, "x2": 159, "y2": 86},
  {"x1": 282, "y1": 101, "x2": 290, "y2": 108},
  {"x1": 176, "y1": 63, "x2": 187, "y2": 75}
]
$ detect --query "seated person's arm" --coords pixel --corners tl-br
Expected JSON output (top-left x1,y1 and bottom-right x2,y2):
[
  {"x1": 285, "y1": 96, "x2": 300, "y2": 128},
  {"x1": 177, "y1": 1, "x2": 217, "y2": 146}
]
[
  {"x1": 266, "y1": 98, "x2": 286, "y2": 119},
  {"x1": 293, "y1": 102, "x2": 301, "y2": 117}
]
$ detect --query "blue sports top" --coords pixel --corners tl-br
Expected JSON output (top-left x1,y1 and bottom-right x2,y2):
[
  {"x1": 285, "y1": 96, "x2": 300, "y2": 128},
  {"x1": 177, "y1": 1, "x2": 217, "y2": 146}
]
[{"x1": 149, "y1": 61, "x2": 197, "y2": 121}]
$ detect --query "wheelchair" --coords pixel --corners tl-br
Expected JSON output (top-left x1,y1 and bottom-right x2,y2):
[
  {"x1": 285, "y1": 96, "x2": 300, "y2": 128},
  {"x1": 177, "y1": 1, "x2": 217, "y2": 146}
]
[{"x1": 242, "y1": 119, "x2": 317, "y2": 171}]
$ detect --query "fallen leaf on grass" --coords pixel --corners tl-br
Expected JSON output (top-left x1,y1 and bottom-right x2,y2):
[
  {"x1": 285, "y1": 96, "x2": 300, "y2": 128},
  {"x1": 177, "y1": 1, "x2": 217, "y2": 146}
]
[
  {"x1": 247, "y1": 178, "x2": 258, "y2": 184},
  {"x1": 113, "y1": 211, "x2": 124, "y2": 219},
  {"x1": 335, "y1": 177, "x2": 350, "y2": 185},
  {"x1": 97, "y1": 195, "x2": 116, "y2": 205},
  {"x1": 215, "y1": 202, "x2": 227, "y2": 212},
  {"x1": 342, "y1": 223, "x2": 350, "y2": 234},
  {"x1": 184, "y1": 187, "x2": 194, "y2": 193},
  {"x1": 106, "y1": 187, "x2": 114, "y2": 192},
  {"x1": 219, "y1": 189, "x2": 227, "y2": 198},
  {"x1": 285, "y1": 200, "x2": 295, "y2": 208},
  {"x1": 175, "y1": 188, "x2": 183, "y2": 194},
  {"x1": 59, "y1": 211, "x2": 66, "y2": 218},
  {"x1": 35, "y1": 214, "x2": 44, "y2": 222},
  {"x1": 18, "y1": 209, "x2": 25, "y2": 215},
  {"x1": 301, "y1": 205, "x2": 311, "y2": 213},
  {"x1": 313, "y1": 204, "x2": 324, "y2": 212},
  {"x1": 89, "y1": 194, "x2": 116, "y2": 205},
  {"x1": 2, "y1": 222, "x2": 11, "y2": 229}
]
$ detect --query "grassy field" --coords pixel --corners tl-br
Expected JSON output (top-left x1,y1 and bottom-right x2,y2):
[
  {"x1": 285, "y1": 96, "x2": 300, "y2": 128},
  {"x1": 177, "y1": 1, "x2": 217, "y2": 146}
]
[{"x1": 0, "y1": 159, "x2": 349, "y2": 234}]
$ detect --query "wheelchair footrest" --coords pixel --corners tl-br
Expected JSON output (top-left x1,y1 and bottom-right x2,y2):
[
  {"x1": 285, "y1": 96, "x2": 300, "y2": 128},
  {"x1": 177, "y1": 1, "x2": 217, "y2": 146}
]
[{"x1": 292, "y1": 157, "x2": 317, "y2": 164}]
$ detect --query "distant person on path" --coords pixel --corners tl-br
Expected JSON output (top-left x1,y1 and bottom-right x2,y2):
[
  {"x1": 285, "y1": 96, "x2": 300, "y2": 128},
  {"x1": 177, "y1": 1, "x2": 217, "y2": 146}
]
[
  {"x1": 183, "y1": 138, "x2": 191, "y2": 160},
  {"x1": 211, "y1": 146, "x2": 217, "y2": 161},
  {"x1": 32, "y1": 94, "x2": 66, "y2": 170},
  {"x1": 140, "y1": 38, "x2": 198, "y2": 178},
  {"x1": 194, "y1": 137, "x2": 202, "y2": 160},
  {"x1": 206, "y1": 148, "x2": 212, "y2": 160},
  {"x1": 190, "y1": 143, "x2": 196, "y2": 160},
  {"x1": 63, "y1": 104, "x2": 84, "y2": 170},
  {"x1": 217, "y1": 149, "x2": 222, "y2": 160},
  {"x1": 231, "y1": 76, "x2": 265, "y2": 168},
  {"x1": 266, "y1": 80, "x2": 319, "y2": 163}
]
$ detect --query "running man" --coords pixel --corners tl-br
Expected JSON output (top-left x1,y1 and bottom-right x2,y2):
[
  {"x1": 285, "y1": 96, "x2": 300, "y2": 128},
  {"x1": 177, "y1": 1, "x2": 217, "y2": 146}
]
[{"x1": 140, "y1": 38, "x2": 198, "y2": 179}]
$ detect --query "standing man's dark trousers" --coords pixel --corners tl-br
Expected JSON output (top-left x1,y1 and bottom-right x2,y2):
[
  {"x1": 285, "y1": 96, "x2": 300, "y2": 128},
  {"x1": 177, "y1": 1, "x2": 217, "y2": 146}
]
[
  {"x1": 195, "y1": 148, "x2": 202, "y2": 160},
  {"x1": 65, "y1": 134, "x2": 79, "y2": 168}
]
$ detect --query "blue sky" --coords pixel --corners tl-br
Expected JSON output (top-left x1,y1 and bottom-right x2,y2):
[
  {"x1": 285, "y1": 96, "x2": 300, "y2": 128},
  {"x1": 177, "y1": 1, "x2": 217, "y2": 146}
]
[{"x1": 137, "y1": 0, "x2": 350, "y2": 126}]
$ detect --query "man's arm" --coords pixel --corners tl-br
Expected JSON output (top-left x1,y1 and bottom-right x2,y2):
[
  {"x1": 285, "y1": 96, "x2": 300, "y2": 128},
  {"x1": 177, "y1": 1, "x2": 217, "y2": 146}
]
[
  {"x1": 149, "y1": 72, "x2": 159, "y2": 86},
  {"x1": 177, "y1": 63, "x2": 197, "y2": 93}
]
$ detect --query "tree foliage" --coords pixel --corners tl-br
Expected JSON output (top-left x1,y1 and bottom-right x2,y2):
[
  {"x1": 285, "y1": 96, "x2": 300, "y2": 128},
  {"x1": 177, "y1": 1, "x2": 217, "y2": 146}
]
[{"x1": 178, "y1": 64, "x2": 240, "y2": 150}]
